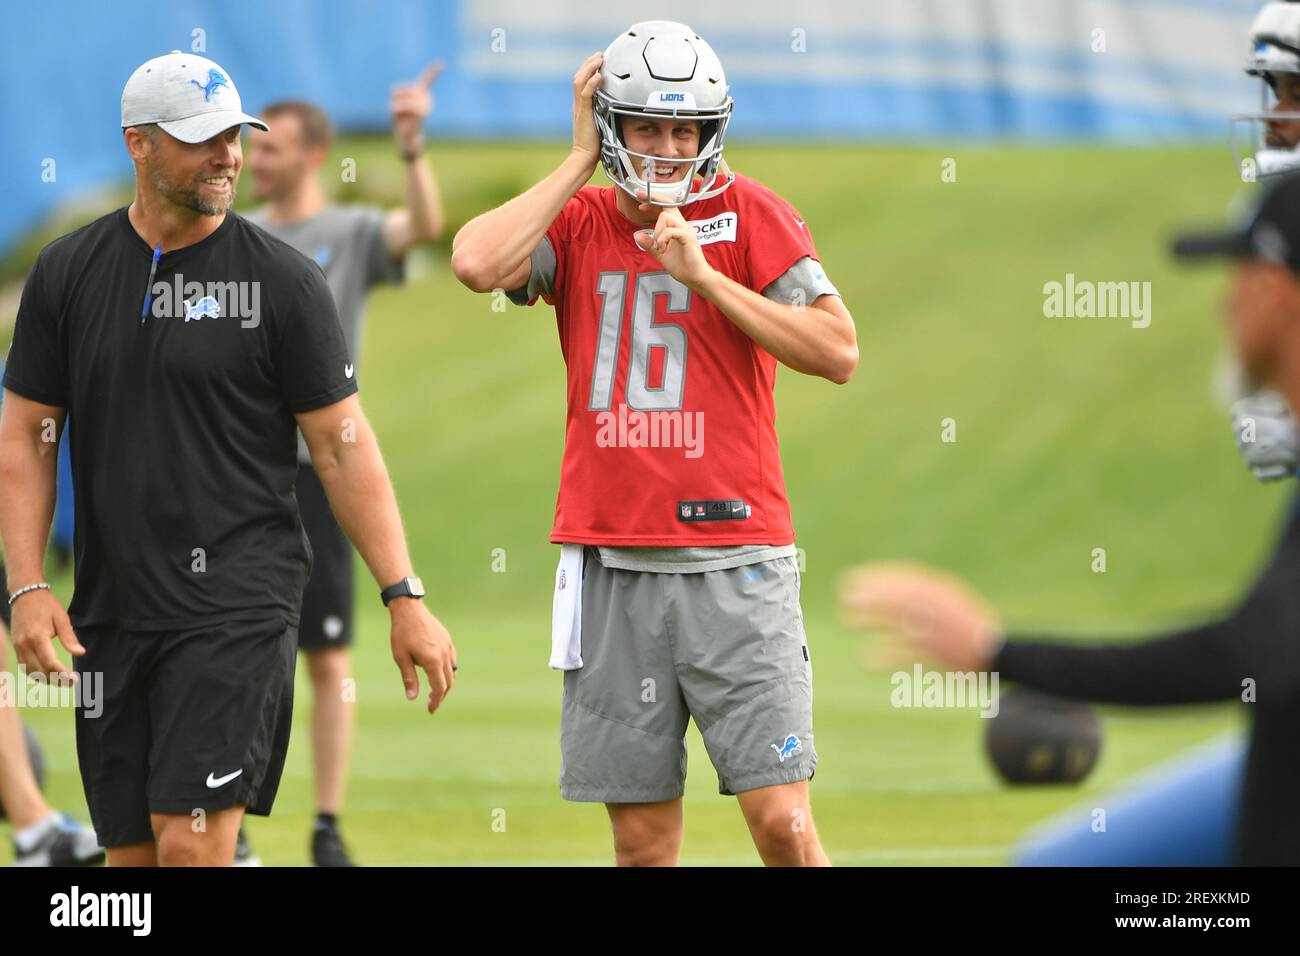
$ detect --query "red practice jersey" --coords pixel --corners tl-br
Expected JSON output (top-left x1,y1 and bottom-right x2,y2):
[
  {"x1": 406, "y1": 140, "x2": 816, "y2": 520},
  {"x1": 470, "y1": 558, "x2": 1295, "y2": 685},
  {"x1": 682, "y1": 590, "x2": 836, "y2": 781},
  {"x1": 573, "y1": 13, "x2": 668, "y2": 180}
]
[{"x1": 518, "y1": 173, "x2": 823, "y2": 546}]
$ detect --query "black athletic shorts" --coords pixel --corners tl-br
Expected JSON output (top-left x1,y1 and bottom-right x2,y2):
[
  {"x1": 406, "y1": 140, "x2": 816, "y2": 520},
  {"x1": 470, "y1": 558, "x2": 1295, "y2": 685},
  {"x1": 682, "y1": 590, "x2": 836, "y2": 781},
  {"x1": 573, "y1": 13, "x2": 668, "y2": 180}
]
[
  {"x1": 295, "y1": 463, "x2": 355, "y2": 651},
  {"x1": 73, "y1": 618, "x2": 297, "y2": 848}
]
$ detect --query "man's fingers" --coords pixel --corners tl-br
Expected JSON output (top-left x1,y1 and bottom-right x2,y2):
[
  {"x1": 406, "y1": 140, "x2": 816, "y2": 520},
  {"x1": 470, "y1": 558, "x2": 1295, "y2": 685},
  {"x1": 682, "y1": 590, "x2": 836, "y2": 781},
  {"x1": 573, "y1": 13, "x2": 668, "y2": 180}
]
[
  {"x1": 574, "y1": 53, "x2": 603, "y2": 88},
  {"x1": 391, "y1": 89, "x2": 430, "y2": 115},
  {"x1": 653, "y1": 208, "x2": 688, "y2": 241},
  {"x1": 423, "y1": 664, "x2": 449, "y2": 715},
  {"x1": 30, "y1": 637, "x2": 71, "y2": 683},
  {"x1": 840, "y1": 573, "x2": 945, "y2": 634},
  {"x1": 573, "y1": 53, "x2": 599, "y2": 81},
  {"x1": 394, "y1": 651, "x2": 419, "y2": 700},
  {"x1": 14, "y1": 640, "x2": 39, "y2": 678},
  {"x1": 658, "y1": 206, "x2": 687, "y2": 226},
  {"x1": 56, "y1": 613, "x2": 85, "y2": 657},
  {"x1": 417, "y1": 60, "x2": 444, "y2": 88},
  {"x1": 658, "y1": 226, "x2": 692, "y2": 247},
  {"x1": 860, "y1": 633, "x2": 920, "y2": 670}
]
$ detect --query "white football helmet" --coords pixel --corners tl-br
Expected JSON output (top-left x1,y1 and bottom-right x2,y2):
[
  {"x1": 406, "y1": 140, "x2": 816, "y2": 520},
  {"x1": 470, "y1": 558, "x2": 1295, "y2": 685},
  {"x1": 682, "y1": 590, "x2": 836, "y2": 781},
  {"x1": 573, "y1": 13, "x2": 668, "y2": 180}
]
[
  {"x1": 1230, "y1": 2, "x2": 1300, "y2": 181},
  {"x1": 594, "y1": 21, "x2": 735, "y2": 207}
]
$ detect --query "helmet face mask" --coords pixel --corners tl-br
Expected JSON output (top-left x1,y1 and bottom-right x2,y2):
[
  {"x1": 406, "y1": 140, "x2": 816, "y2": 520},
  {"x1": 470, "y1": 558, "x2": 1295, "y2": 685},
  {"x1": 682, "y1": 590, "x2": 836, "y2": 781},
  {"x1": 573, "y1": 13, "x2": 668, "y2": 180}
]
[
  {"x1": 1229, "y1": 81, "x2": 1300, "y2": 181},
  {"x1": 594, "y1": 21, "x2": 736, "y2": 208}
]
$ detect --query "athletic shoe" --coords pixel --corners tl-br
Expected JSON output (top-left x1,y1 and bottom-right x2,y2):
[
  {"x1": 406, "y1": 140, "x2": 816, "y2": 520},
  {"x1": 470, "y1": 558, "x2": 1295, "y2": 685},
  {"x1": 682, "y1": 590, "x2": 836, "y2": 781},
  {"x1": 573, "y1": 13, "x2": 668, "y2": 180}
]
[
  {"x1": 312, "y1": 822, "x2": 356, "y2": 867},
  {"x1": 12, "y1": 813, "x2": 105, "y2": 867},
  {"x1": 233, "y1": 826, "x2": 262, "y2": 867}
]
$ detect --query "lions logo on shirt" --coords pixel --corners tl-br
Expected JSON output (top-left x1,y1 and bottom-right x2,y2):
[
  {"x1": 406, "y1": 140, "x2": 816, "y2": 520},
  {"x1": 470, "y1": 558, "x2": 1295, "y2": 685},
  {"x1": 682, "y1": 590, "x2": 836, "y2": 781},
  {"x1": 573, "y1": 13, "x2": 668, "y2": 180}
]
[{"x1": 184, "y1": 296, "x2": 221, "y2": 322}]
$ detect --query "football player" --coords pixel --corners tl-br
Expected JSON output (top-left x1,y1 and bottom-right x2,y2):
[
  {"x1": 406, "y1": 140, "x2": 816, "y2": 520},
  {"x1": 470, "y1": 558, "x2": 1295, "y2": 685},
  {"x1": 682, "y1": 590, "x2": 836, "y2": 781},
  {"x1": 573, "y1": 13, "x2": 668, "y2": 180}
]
[
  {"x1": 839, "y1": 164, "x2": 1300, "y2": 868},
  {"x1": 1233, "y1": 1, "x2": 1300, "y2": 183},
  {"x1": 452, "y1": 21, "x2": 856, "y2": 866},
  {"x1": 1231, "y1": 2, "x2": 1300, "y2": 449}
]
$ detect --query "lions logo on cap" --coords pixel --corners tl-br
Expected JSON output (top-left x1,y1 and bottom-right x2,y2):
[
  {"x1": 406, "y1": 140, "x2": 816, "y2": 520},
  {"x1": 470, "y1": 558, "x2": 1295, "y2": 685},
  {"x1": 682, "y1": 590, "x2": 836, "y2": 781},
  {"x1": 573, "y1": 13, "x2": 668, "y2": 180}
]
[{"x1": 191, "y1": 68, "x2": 228, "y2": 103}]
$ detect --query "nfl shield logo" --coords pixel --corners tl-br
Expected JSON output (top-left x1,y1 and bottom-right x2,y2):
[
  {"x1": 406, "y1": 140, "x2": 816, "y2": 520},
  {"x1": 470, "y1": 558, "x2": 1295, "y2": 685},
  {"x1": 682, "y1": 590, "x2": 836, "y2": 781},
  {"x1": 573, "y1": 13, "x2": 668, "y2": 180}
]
[
  {"x1": 558, "y1": 570, "x2": 567, "y2": 590},
  {"x1": 680, "y1": 504, "x2": 692, "y2": 518}
]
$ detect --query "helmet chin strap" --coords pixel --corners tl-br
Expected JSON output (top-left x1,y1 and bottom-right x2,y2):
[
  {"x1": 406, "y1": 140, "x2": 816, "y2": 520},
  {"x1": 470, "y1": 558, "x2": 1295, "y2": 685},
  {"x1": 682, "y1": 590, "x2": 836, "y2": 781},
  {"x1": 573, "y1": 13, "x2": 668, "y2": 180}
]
[
  {"x1": 638, "y1": 156, "x2": 694, "y2": 204},
  {"x1": 622, "y1": 156, "x2": 735, "y2": 208}
]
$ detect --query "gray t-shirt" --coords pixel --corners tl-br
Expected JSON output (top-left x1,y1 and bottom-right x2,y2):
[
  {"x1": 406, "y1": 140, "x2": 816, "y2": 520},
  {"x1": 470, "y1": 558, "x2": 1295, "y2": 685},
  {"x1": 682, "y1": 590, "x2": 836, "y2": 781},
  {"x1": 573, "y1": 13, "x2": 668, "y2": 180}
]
[
  {"x1": 245, "y1": 205, "x2": 404, "y2": 462},
  {"x1": 511, "y1": 241, "x2": 840, "y2": 573}
]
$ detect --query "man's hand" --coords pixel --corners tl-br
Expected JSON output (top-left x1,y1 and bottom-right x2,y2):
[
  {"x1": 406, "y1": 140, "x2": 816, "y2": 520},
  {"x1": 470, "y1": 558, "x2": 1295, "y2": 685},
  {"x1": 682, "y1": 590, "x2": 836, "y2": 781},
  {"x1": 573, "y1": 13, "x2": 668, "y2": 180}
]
[
  {"x1": 389, "y1": 598, "x2": 457, "y2": 714},
  {"x1": 838, "y1": 562, "x2": 1002, "y2": 672},
  {"x1": 572, "y1": 52, "x2": 604, "y2": 171},
  {"x1": 9, "y1": 588, "x2": 84, "y2": 684},
  {"x1": 391, "y1": 61, "x2": 443, "y2": 155},
  {"x1": 633, "y1": 206, "x2": 715, "y2": 291}
]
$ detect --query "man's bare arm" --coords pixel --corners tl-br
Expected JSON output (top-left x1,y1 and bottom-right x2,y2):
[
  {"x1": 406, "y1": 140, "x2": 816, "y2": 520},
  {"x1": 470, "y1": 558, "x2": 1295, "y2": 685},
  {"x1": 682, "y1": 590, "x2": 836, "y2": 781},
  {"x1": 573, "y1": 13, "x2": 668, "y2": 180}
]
[
  {"x1": 0, "y1": 389, "x2": 83, "y2": 679},
  {"x1": 0, "y1": 390, "x2": 61, "y2": 588},
  {"x1": 634, "y1": 209, "x2": 859, "y2": 384},
  {"x1": 451, "y1": 53, "x2": 604, "y2": 293},
  {"x1": 297, "y1": 394, "x2": 413, "y2": 587},
  {"x1": 700, "y1": 280, "x2": 859, "y2": 384},
  {"x1": 383, "y1": 61, "x2": 446, "y2": 257},
  {"x1": 382, "y1": 156, "x2": 445, "y2": 257}
]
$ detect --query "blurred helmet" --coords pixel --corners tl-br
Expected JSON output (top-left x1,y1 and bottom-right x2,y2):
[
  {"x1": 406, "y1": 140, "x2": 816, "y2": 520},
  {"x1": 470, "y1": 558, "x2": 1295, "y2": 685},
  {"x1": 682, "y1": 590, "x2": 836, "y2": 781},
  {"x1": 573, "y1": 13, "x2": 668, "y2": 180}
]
[
  {"x1": 1231, "y1": 2, "x2": 1300, "y2": 181},
  {"x1": 594, "y1": 21, "x2": 735, "y2": 207}
]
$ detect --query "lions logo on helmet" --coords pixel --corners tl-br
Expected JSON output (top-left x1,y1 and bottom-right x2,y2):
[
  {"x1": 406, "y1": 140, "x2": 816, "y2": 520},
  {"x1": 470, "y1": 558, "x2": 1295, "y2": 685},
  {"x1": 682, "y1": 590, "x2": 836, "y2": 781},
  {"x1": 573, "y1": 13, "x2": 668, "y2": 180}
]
[{"x1": 593, "y1": 21, "x2": 736, "y2": 207}]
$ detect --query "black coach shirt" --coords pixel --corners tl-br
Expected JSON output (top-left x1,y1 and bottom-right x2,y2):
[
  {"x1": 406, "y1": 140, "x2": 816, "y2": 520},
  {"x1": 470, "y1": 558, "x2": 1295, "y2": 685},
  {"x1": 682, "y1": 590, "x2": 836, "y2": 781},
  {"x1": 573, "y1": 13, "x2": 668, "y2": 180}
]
[
  {"x1": 3, "y1": 207, "x2": 358, "y2": 630},
  {"x1": 995, "y1": 493, "x2": 1300, "y2": 865}
]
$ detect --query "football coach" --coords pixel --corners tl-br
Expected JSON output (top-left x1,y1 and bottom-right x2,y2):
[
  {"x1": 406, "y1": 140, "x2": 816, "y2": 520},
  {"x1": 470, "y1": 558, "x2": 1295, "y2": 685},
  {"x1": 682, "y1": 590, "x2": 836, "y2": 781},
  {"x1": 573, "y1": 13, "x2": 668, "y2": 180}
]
[{"x1": 0, "y1": 52, "x2": 457, "y2": 867}]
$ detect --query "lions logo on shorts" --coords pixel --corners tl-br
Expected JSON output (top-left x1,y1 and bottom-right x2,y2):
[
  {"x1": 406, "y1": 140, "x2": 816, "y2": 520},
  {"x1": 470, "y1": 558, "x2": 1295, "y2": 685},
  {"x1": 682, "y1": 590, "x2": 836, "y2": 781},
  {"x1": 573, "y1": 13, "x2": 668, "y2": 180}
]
[{"x1": 771, "y1": 734, "x2": 803, "y2": 763}]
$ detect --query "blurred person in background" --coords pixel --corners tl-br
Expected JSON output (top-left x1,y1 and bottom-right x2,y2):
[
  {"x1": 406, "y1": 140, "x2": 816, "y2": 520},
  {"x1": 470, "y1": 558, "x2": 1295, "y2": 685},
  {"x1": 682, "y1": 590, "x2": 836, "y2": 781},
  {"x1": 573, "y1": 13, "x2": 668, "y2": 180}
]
[
  {"x1": 841, "y1": 175, "x2": 1300, "y2": 866},
  {"x1": 242, "y1": 63, "x2": 446, "y2": 867}
]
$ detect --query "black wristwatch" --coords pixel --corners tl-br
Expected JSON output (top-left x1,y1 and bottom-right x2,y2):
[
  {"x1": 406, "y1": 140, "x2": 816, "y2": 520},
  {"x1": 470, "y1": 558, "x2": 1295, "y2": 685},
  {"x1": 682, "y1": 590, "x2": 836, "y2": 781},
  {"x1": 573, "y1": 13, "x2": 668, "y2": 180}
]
[{"x1": 381, "y1": 575, "x2": 425, "y2": 606}]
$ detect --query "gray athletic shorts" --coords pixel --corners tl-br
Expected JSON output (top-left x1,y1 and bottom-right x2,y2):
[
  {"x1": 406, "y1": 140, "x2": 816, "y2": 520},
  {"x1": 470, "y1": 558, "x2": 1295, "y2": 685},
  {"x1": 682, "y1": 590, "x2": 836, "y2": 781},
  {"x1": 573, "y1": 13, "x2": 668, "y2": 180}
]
[{"x1": 560, "y1": 547, "x2": 816, "y2": 803}]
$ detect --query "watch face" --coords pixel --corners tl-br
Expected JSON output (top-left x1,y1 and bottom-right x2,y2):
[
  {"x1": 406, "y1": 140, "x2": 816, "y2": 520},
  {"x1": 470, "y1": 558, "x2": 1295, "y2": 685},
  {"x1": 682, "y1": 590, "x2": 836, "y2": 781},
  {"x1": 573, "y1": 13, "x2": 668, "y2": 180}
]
[{"x1": 406, "y1": 576, "x2": 426, "y2": 598}]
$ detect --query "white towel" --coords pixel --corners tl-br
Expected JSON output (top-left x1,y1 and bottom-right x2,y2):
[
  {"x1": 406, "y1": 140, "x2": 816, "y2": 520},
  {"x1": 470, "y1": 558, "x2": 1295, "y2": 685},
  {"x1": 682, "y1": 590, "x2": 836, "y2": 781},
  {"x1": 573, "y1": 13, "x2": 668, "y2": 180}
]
[{"x1": 549, "y1": 544, "x2": 585, "y2": 670}]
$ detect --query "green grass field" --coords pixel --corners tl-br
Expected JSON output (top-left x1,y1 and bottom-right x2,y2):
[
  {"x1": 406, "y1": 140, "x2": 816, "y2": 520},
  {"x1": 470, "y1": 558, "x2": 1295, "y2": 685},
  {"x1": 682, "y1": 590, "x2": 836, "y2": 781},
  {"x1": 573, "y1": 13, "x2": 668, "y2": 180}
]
[{"x1": 0, "y1": 140, "x2": 1278, "y2": 865}]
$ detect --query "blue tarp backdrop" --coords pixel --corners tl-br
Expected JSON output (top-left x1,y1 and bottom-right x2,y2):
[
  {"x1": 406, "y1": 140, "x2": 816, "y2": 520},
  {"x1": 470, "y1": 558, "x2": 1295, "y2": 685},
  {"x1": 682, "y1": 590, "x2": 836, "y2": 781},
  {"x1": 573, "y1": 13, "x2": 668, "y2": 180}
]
[{"x1": 0, "y1": 0, "x2": 1264, "y2": 253}]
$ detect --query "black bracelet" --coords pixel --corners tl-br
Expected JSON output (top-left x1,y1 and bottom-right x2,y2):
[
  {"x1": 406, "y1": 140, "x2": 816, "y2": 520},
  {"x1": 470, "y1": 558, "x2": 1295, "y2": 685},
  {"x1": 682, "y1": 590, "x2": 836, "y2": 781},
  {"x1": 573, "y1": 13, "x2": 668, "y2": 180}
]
[{"x1": 400, "y1": 145, "x2": 424, "y2": 162}]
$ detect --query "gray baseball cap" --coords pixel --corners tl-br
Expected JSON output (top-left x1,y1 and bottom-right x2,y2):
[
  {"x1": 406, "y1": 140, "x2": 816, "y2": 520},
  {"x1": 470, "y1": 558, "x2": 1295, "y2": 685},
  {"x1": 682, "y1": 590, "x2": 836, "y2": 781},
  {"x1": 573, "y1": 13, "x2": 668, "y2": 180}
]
[{"x1": 121, "y1": 51, "x2": 267, "y2": 144}]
